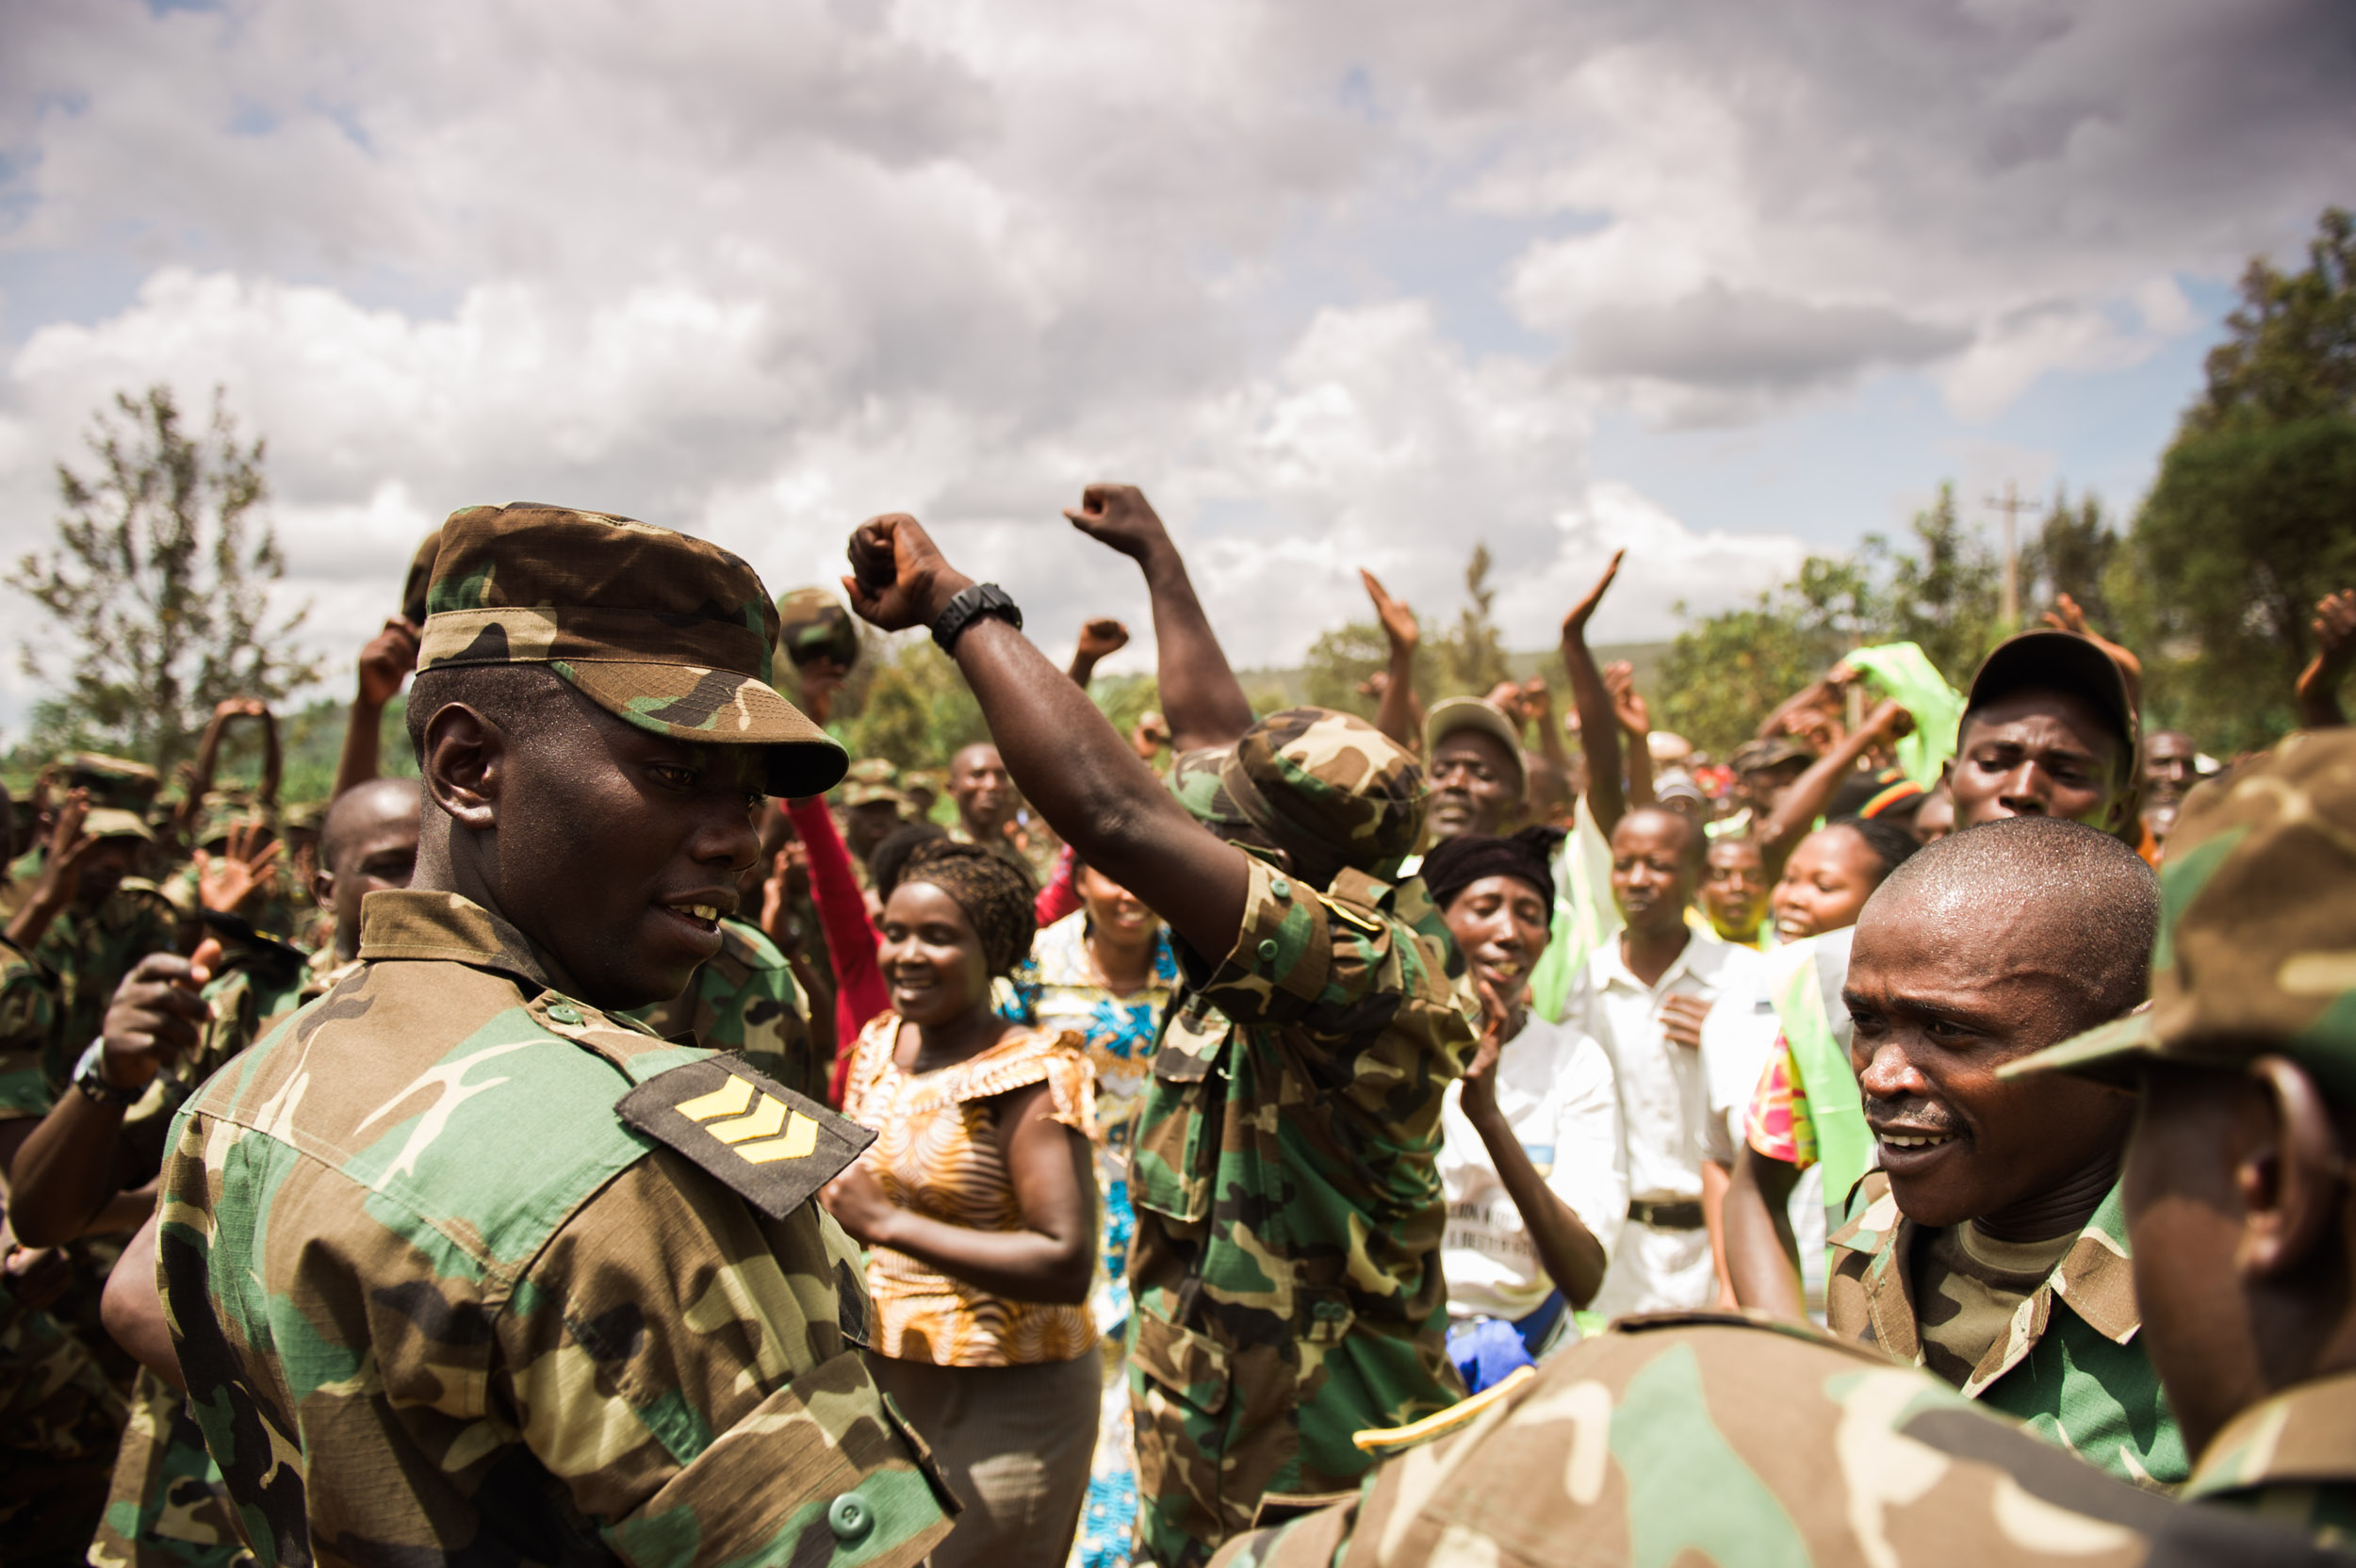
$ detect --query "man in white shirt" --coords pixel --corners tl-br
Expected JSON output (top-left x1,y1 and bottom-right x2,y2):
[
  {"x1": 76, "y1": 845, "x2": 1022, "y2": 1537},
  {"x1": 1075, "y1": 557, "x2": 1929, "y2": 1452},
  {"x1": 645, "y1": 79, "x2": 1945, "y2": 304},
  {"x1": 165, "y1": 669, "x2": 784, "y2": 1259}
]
[{"x1": 1563, "y1": 806, "x2": 1763, "y2": 1315}]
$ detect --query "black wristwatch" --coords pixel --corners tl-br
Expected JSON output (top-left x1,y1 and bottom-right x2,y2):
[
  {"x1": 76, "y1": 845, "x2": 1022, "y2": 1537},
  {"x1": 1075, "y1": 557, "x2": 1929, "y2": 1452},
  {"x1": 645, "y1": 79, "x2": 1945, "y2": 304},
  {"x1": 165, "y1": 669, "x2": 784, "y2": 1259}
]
[
  {"x1": 931, "y1": 582, "x2": 1023, "y2": 653},
  {"x1": 72, "y1": 1040, "x2": 144, "y2": 1108}
]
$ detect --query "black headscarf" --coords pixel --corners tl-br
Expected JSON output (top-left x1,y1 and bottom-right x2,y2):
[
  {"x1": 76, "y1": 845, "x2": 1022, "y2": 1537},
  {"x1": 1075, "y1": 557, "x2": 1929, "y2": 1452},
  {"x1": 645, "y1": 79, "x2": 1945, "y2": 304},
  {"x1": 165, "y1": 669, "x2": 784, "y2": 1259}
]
[
  {"x1": 1420, "y1": 825, "x2": 1564, "y2": 912},
  {"x1": 896, "y1": 840, "x2": 1038, "y2": 977}
]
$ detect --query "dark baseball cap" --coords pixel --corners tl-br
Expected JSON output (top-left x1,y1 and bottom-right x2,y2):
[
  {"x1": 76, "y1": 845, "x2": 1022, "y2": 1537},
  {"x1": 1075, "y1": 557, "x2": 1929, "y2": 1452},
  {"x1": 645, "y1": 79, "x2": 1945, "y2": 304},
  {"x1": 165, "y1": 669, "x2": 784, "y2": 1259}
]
[{"x1": 1963, "y1": 630, "x2": 2137, "y2": 768}]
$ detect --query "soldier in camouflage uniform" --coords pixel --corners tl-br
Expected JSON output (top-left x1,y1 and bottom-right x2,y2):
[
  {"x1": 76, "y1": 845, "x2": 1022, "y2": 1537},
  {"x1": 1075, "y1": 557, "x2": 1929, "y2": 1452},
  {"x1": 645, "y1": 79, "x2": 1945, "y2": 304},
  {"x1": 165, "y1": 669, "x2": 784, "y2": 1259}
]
[
  {"x1": 1827, "y1": 815, "x2": 2185, "y2": 1487},
  {"x1": 151, "y1": 503, "x2": 953, "y2": 1566},
  {"x1": 25, "y1": 760, "x2": 178, "y2": 1099},
  {"x1": 2004, "y1": 727, "x2": 2356, "y2": 1548},
  {"x1": 841, "y1": 512, "x2": 1479, "y2": 1568},
  {"x1": 94, "y1": 778, "x2": 421, "y2": 1568},
  {"x1": 0, "y1": 1249, "x2": 127, "y2": 1568},
  {"x1": 1206, "y1": 1313, "x2": 2343, "y2": 1568}
]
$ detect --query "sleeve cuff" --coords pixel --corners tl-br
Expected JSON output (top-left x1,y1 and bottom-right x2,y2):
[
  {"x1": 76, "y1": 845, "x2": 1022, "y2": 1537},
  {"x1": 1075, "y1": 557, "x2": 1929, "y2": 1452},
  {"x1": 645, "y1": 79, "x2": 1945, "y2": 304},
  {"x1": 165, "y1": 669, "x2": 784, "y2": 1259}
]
[{"x1": 602, "y1": 1348, "x2": 955, "y2": 1568}]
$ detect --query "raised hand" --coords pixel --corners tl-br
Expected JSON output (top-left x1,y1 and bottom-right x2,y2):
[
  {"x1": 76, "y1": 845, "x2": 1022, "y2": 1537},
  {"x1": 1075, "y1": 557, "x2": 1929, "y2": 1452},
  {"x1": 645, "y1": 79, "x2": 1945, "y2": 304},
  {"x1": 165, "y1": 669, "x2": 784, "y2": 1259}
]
[
  {"x1": 843, "y1": 514, "x2": 973, "y2": 634},
  {"x1": 194, "y1": 822, "x2": 283, "y2": 916},
  {"x1": 1360, "y1": 570, "x2": 1418, "y2": 652},
  {"x1": 1130, "y1": 711, "x2": 1171, "y2": 760},
  {"x1": 1077, "y1": 618, "x2": 1131, "y2": 661},
  {"x1": 2043, "y1": 592, "x2": 2142, "y2": 689},
  {"x1": 1601, "y1": 663, "x2": 1650, "y2": 736},
  {"x1": 7, "y1": 788, "x2": 101, "y2": 948},
  {"x1": 357, "y1": 618, "x2": 421, "y2": 708},
  {"x1": 1562, "y1": 548, "x2": 1626, "y2": 642},
  {"x1": 1063, "y1": 483, "x2": 1172, "y2": 563},
  {"x1": 2296, "y1": 589, "x2": 2356, "y2": 727}
]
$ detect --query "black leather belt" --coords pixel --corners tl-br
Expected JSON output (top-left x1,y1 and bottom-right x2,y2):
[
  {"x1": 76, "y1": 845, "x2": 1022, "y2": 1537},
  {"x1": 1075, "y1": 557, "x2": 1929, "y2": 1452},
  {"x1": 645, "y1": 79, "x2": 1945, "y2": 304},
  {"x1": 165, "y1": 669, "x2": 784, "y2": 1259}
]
[{"x1": 1628, "y1": 1198, "x2": 1705, "y2": 1231}]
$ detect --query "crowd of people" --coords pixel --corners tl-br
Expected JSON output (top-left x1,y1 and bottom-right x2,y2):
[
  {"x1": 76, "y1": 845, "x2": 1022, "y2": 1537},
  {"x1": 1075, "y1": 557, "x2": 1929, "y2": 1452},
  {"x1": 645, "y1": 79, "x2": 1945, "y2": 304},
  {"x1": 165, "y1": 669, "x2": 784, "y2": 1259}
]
[{"x1": 0, "y1": 482, "x2": 2351, "y2": 1568}]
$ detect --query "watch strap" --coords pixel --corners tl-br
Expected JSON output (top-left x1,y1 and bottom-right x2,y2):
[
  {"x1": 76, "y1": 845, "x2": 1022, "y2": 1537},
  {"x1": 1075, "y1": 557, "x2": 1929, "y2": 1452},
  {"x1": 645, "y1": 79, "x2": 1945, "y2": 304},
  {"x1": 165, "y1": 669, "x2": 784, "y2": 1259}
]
[
  {"x1": 931, "y1": 582, "x2": 1023, "y2": 653},
  {"x1": 72, "y1": 1039, "x2": 143, "y2": 1107}
]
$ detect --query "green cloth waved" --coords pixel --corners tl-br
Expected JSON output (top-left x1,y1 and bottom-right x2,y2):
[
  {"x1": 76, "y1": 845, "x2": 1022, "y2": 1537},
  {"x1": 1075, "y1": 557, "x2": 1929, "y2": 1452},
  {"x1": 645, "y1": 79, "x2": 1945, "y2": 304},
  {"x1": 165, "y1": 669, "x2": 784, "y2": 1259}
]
[{"x1": 1841, "y1": 641, "x2": 1965, "y2": 788}]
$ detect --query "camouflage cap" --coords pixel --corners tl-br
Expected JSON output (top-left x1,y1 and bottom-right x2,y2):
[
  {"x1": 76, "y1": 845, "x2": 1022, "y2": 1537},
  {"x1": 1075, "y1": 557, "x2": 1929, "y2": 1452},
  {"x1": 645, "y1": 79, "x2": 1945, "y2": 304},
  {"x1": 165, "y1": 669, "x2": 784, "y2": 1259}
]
[
  {"x1": 418, "y1": 503, "x2": 846, "y2": 797},
  {"x1": 776, "y1": 587, "x2": 860, "y2": 672},
  {"x1": 1217, "y1": 708, "x2": 1426, "y2": 872},
  {"x1": 193, "y1": 790, "x2": 276, "y2": 848},
  {"x1": 840, "y1": 757, "x2": 908, "y2": 811},
  {"x1": 282, "y1": 799, "x2": 328, "y2": 836},
  {"x1": 901, "y1": 768, "x2": 942, "y2": 799},
  {"x1": 400, "y1": 526, "x2": 442, "y2": 627},
  {"x1": 2004, "y1": 728, "x2": 2356, "y2": 1101},
  {"x1": 62, "y1": 752, "x2": 163, "y2": 811}
]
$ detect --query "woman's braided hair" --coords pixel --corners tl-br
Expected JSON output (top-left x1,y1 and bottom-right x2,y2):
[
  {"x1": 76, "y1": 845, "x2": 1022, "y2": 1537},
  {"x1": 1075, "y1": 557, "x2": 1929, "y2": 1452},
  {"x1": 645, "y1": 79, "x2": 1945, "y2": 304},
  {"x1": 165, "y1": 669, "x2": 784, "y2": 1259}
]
[{"x1": 896, "y1": 840, "x2": 1038, "y2": 977}]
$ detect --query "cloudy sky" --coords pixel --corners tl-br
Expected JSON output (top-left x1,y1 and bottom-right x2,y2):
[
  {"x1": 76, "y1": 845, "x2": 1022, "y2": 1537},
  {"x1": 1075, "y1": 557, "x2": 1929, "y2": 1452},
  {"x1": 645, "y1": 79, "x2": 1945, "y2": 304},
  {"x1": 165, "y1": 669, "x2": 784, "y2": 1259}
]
[{"x1": 1, "y1": 0, "x2": 2349, "y2": 724}]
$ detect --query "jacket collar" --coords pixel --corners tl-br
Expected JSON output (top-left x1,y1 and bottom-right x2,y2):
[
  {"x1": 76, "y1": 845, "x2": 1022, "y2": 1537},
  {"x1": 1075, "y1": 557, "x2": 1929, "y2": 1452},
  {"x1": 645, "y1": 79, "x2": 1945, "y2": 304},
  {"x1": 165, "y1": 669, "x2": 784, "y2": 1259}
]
[
  {"x1": 355, "y1": 889, "x2": 558, "y2": 992},
  {"x1": 1831, "y1": 1173, "x2": 2143, "y2": 1397},
  {"x1": 2184, "y1": 1369, "x2": 2356, "y2": 1501}
]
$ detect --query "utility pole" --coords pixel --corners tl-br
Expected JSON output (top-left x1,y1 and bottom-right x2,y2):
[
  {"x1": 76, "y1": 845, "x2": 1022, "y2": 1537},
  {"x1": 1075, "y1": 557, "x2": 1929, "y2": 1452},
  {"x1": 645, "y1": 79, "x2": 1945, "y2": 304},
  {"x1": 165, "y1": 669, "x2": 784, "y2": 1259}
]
[{"x1": 1985, "y1": 481, "x2": 2035, "y2": 630}]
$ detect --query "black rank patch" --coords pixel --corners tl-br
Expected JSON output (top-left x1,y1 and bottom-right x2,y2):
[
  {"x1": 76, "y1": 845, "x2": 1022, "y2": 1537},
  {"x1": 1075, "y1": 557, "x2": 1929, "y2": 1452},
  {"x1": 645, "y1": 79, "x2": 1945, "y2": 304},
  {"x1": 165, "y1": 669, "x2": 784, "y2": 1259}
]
[{"x1": 616, "y1": 1054, "x2": 874, "y2": 1221}]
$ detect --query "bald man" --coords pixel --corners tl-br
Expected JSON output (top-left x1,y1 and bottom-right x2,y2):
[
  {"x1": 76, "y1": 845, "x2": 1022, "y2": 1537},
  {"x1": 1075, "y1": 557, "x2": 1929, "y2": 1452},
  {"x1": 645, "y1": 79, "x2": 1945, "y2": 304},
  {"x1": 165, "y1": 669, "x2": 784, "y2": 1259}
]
[
  {"x1": 1827, "y1": 816, "x2": 2184, "y2": 1484},
  {"x1": 311, "y1": 776, "x2": 422, "y2": 967},
  {"x1": 946, "y1": 742, "x2": 1044, "y2": 877}
]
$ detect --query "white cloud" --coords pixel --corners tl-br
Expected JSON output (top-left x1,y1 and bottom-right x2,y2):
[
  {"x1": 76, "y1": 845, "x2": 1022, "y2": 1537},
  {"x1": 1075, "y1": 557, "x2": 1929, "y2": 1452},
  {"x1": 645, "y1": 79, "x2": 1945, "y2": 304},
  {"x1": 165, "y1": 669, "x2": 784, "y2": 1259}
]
[{"x1": 0, "y1": 0, "x2": 2346, "y2": 731}]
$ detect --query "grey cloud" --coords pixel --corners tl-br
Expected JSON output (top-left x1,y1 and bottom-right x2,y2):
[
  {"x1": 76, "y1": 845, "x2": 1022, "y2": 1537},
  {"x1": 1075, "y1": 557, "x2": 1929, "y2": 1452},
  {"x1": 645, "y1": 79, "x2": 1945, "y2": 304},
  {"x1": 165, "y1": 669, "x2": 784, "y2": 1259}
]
[{"x1": 1569, "y1": 286, "x2": 1966, "y2": 393}]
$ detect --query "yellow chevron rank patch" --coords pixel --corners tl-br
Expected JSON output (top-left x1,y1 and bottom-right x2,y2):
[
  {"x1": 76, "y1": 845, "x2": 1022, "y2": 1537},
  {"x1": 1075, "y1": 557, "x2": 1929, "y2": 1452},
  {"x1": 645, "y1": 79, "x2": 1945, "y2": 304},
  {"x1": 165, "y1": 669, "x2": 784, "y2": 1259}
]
[{"x1": 616, "y1": 1054, "x2": 873, "y2": 1219}]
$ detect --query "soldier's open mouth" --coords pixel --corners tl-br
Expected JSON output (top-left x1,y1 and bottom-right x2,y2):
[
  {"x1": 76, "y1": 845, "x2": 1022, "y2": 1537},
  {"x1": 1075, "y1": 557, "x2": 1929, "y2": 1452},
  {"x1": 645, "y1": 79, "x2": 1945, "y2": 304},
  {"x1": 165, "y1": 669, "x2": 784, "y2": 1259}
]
[{"x1": 656, "y1": 903, "x2": 723, "y2": 938}]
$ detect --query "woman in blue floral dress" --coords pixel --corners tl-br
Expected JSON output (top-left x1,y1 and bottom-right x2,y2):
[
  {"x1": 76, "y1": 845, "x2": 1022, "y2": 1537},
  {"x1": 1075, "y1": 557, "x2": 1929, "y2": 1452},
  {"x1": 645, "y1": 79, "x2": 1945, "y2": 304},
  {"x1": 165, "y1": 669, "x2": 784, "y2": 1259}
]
[{"x1": 998, "y1": 859, "x2": 1179, "y2": 1568}]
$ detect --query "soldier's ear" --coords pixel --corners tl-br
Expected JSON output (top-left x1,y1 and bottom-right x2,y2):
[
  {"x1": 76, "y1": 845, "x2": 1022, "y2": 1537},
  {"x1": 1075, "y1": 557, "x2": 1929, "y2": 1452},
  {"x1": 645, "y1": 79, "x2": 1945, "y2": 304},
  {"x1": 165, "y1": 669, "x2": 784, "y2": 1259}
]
[
  {"x1": 2236, "y1": 1054, "x2": 2342, "y2": 1281},
  {"x1": 311, "y1": 863, "x2": 335, "y2": 910},
  {"x1": 419, "y1": 702, "x2": 504, "y2": 832}
]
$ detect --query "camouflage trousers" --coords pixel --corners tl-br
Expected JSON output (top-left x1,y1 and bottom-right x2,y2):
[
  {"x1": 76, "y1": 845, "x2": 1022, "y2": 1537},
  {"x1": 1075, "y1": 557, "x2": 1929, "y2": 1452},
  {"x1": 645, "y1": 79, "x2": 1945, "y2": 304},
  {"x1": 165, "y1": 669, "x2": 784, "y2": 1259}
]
[
  {"x1": 1127, "y1": 1315, "x2": 1300, "y2": 1568},
  {"x1": 0, "y1": 1300, "x2": 125, "y2": 1568},
  {"x1": 89, "y1": 1368, "x2": 254, "y2": 1568}
]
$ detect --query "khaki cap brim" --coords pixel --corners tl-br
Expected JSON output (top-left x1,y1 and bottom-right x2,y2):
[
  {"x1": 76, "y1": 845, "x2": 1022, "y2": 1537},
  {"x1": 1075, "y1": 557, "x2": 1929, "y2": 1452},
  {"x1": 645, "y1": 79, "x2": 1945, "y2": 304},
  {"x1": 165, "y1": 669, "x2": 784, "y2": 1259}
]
[
  {"x1": 83, "y1": 807, "x2": 156, "y2": 843},
  {"x1": 1425, "y1": 697, "x2": 1528, "y2": 788},
  {"x1": 556, "y1": 660, "x2": 847, "y2": 797},
  {"x1": 1998, "y1": 1004, "x2": 2157, "y2": 1086}
]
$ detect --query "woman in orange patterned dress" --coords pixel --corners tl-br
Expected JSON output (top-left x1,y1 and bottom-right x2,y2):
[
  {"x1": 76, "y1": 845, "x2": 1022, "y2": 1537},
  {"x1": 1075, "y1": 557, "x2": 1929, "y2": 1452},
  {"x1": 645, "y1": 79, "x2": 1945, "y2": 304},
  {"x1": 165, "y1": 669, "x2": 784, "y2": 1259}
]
[{"x1": 824, "y1": 841, "x2": 1100, "y2": 1568}]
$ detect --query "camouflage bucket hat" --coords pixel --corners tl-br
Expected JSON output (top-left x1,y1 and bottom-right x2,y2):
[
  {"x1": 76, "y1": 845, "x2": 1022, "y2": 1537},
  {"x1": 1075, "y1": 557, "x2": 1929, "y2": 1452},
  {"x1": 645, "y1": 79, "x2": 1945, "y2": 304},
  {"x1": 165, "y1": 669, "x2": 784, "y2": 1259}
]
[
  {"x1": 2004, "y1": 728, "x2": 2356, "y2": 1101},
  {"x1": 777, "y1": 587, "x2": 861, "y2": 672},
  {"x1": 401, "y1": 526, "x2": 443, "y2": 627},
  {"x1": 1219, "y1": 708, "x2": 1427, "y2": 872},
  {"x1": 82, "y1": 806, "x2": 155, "y2": 844},
  {"x1": 418, "y1": 503, "x2": 847, "y2": 797},
  {"x1": 1169, "y1": 745, "x2": 1253, "y2": 831}
]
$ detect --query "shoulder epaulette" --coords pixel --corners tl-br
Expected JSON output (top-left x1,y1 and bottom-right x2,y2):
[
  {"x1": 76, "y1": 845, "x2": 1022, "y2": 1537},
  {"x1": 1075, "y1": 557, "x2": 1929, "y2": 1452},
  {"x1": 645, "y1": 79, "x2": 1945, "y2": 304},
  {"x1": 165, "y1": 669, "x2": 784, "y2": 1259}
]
[{"x1": 615, "y1": 1054, "x2": 874, "y2": 1222}]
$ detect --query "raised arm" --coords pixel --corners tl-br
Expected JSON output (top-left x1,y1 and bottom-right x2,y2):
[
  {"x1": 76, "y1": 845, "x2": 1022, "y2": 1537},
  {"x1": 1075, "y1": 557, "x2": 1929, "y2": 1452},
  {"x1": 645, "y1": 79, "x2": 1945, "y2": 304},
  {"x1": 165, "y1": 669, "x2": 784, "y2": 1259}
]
[
  {"x1": 1756, "y1": 698, "x2": 1912, "y2": 877},
  {"x1": 846, "y1": 514, "x2": 1251, "y2": 962},
  {"x1": 1359, "y1": 570, "x2": 1423, "y2": 752},
  {"x1": 2297, "y1": 589, "x2": 2354, "y2": 729},
  {"x1": 1067, "y1": 617, "x2": 1130, "y2": 690},
  {"x1": 1602, "y1": 662, "x2": 1655, "y2": 809},
  {"x1": 1561, "y1": 551, "x2": 1628, "y2": 836},
  {"x1": 334, "y1": 619, "x2": 420, "y2": 800},
  {"x1": 254, "y1": 703, "x2": 283, "y2": 806},
  {"x1": 2042, "y1": 593, "x2": 2143, "y2": 712},
  {"x1": 174, "y1": 701, "x2": 242, "y2": 832},
  {"x1": 1064, "y1": 484, "x2": 1255, "y2": 754}
]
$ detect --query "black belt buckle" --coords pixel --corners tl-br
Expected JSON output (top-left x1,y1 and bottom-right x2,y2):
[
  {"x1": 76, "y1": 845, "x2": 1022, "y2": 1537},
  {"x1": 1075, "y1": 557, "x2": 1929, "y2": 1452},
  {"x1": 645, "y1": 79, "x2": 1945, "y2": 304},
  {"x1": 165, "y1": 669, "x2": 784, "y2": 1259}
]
[{"x1": 1628, "y1": 1198, "x2": 1705, "y2": 1231}]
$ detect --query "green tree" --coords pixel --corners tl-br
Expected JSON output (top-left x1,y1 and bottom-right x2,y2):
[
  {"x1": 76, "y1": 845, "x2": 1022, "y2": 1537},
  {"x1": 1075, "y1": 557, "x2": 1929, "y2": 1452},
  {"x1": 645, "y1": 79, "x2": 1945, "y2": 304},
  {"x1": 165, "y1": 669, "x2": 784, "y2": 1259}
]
[
  {"x1": 1861, "y1": 483, "x2": 2004, "y2": 687},
  {"x1": 1656, "y1": 555, "x2": 1878, "y2": 755},
  {"x1": 1433, "y1": 543, "x2": 1514, "y2": 696},
  {"x1": 2125, "y1": 206, "x2": 2356, "y2": 751},
  {"x1": 844, "y1": 634, "x2": 991, "y2": 770},
  {"x1": 10, "y1": 385, "x2": 319, "y2": 774},
  {"x1": 2025, "y1": 490, "x2": 2119, "y2": 627}
]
